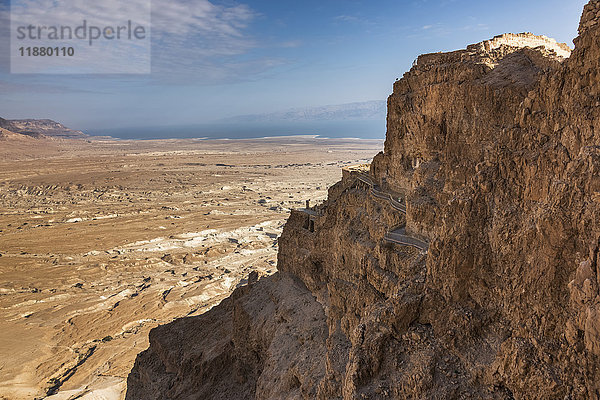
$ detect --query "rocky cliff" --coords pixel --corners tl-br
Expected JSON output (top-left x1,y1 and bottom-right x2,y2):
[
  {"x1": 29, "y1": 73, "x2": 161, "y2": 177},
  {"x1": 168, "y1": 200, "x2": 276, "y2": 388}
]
[
  {"x1": 0, "y1": 118, "x2": 87, "y2": 139},
  {"x1": 0, "y1": 118, "x2": 37, "y2": 141},
  {"x1": 126, "y1": 2, "x2": 600, "y2": 399}
]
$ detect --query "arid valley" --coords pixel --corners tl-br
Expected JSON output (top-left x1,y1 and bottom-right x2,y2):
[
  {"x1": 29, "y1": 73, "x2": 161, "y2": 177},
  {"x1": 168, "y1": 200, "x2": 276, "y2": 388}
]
[
  {"x1": 2, "y1": 1, "x2": 598, "y2": 398},
  {"x1": 0, "y1": 136, "x2": 382, "y2": 399}
]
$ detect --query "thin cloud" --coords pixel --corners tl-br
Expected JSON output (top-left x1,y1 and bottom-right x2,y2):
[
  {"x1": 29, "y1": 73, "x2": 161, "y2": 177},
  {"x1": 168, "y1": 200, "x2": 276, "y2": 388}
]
[
  {"x1": 151, "y1": 0, "x2": 255, "y2": 37},
  {"x1": 0, "y1": 78, "x2": 101, "y2": 94},
  {"x1": 278, "y1": 40, "x2": 303, "y2": 48},
  {"x1": 461, "y1": 23, "x2": 490, "y2": 32},
  {"x1": 334, "y1": 15, "x2": 361, "y2": 23},
  {"x1": 7, "y1": 0, "x2": 276, "y2": 81},
  {"x1": 10, "y1": 0, "x2": 152, "y2": 73}
]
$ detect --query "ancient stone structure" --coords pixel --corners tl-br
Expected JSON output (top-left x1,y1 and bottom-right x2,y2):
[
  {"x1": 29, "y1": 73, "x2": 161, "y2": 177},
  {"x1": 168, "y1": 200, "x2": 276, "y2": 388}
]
[{"x1": 126, "y1": 2, "x2": 600, "y2": 398}]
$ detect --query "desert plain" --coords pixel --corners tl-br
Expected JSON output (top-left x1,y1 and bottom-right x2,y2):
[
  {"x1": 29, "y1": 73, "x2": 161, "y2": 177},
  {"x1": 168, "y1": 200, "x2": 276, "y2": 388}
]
[{"x1": 0, "y1": 135, "x2": 382, "y2": 399}]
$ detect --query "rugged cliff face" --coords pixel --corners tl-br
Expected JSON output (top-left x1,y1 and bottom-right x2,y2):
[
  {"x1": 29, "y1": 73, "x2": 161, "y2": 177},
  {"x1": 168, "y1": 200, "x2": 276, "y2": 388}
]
[
  {"x1": 126, "y1": 2, "x2": 600, "y2": 399},
  {"x1": 0, "y1": 118, "x2": 87, "y2": 139}
]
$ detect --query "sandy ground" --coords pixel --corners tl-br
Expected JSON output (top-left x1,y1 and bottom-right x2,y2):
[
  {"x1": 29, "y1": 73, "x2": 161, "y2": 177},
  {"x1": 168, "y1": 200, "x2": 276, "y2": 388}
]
[{"x1": 0, "y1": 136, "x2": 382, "y2": 400}]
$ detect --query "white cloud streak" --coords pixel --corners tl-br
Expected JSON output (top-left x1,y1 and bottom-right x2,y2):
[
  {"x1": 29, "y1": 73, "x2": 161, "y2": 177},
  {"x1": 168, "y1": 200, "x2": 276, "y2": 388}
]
[{"x1": 7, "y1": 0, "x2": 277, "y2": 81}]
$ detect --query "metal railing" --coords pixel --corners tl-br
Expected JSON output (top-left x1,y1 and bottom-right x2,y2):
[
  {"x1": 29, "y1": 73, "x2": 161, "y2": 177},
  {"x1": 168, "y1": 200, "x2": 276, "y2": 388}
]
[
  {"x1": 385, "y1": 228, "x2": 428, "y2": 252},
  {"x1": 296, "y1": 169, "x2": 429, "y2": 253},
  {"x1": 356, "y1": 172, "x2": 406, "y2": 213},
  {"x1": 356, "y1": 172, "x2": 428, "y2": 253}
]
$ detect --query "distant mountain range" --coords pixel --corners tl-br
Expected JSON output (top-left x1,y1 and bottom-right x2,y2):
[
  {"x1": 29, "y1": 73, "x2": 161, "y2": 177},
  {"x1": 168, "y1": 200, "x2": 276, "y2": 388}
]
[
  {"x1": 0, "y1": 117, "x2": 87, "y2": 139},
  {"x1": 223, "y1": 100, "x2": 386, "y2": 123}
]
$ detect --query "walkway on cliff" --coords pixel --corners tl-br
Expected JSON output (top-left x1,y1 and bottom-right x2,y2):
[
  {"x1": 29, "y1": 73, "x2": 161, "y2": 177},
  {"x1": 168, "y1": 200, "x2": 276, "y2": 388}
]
[
  {"x1": 298, "y1": 166, "x2": 429, "y2": 253},
  {"x1": 355, "y1": 171, "x2": 428, "y2": 252},
  {"x1": 384, "y1": 227, "x2": 429, "y2": 251},
  {"x1": 297, "y1": 208, "x2": 319, "y2": 217},
  {"x1": 356, "y1": 173, "x2": 406, "y2": 213}
]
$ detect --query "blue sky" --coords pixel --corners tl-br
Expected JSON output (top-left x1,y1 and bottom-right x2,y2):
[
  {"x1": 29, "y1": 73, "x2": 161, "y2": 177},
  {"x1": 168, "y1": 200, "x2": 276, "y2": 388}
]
[{"x1": 0, "y1": 0, "x2": 589, "y2": 131}]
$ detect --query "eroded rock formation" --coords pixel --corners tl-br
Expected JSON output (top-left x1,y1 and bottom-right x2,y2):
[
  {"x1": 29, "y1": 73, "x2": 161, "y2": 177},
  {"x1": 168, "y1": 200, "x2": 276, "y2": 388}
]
[
  {"x1": 0, "y1": 118, "x2": 87, "y2": 139},
  {"x1": 126, "y1": 2, "x2": 600, "y2": 398}
]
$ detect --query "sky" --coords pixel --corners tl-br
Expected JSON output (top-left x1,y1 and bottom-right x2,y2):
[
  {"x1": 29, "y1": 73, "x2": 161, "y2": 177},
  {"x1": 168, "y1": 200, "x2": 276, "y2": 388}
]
[{"x1": 0, "y1": 0, "x2": 589, "y2": 132}]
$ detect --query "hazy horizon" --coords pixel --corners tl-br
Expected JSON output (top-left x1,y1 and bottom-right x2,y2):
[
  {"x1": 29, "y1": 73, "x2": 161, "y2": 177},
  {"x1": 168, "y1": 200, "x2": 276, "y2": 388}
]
[
  {"x1": 88, "y1": 119, "x2": 386, "y2": 141},
  {"x1": 0, "y1": 0, "x2": 588, "y2": 134}
]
